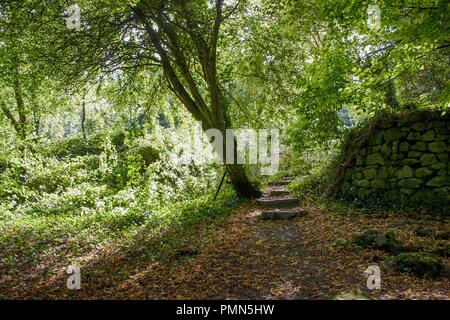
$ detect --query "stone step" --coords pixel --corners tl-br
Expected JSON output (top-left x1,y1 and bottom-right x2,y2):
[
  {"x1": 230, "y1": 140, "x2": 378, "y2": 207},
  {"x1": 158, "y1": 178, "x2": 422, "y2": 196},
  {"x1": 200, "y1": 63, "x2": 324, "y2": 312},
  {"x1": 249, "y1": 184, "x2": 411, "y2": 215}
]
[
  {"x1": 333, "y1": 291, "x2": 372, "y2": 300},
  {"x1": 260, "y1": 209, "x2": 306, "y2": 220},
  {"x1": 257, "y1": 198, "x2": 300, "y2": 208},
  {"x1": 269, "y1": 189, "x2": 291, "y2": 197},
  {"x1": 270, "y1": 180, "x2": 291, "y2": 186}
]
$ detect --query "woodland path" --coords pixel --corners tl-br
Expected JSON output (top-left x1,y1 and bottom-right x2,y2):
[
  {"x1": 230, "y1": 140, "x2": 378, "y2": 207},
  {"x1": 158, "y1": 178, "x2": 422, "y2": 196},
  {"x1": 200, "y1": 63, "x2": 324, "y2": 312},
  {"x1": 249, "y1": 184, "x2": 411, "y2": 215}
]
[
  {"x1": 4, "y1": 178, "x2": 450, "y2": 299},
  {"x1": 106, "y1": 178, "x2": 448, "y2": 300},
  {"x1": 113, "y1": 177, "x2": 358, "y2": 299}
]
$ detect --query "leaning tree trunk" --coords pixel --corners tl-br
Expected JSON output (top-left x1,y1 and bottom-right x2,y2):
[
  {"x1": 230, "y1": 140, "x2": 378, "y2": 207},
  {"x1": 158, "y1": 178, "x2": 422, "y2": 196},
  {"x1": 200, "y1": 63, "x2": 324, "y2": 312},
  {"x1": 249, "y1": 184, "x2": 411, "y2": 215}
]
[
  {"x1": 212, "y1": 121, "x2": 261, "y2": 199},
  {"x1": 81, "y1": 96, "x2": 87, "y2": 140},
  {"x1": 133, "y1": 4, "x2": 261, "y2": 198},
  {"x1": 226, "y1": 163, "x2": 261, "y2": 198}
]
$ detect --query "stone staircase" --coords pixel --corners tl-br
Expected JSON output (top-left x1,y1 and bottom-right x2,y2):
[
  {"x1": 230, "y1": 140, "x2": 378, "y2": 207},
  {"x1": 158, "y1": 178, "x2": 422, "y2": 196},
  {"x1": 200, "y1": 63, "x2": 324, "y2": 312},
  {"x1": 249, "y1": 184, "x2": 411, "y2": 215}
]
[{"x1": 257, "y1": 177, "x2": 307, "y2": 220}]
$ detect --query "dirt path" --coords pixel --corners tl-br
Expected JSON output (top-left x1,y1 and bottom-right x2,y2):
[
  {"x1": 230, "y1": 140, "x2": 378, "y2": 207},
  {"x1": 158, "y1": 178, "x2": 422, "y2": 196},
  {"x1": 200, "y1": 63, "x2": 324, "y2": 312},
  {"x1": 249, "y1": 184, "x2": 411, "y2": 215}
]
[
  {"x1": 3, "y1": 179, "x2": 449, "y2": 299},
  {"x1": 108, "y1": 179, "x2": 450, "y2": 299}
]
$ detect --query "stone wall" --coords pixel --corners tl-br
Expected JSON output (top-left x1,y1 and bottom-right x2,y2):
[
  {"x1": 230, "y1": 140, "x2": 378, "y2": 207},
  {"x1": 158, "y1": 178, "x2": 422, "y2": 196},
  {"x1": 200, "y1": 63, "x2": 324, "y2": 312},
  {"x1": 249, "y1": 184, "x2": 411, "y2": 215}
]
[{"x1": 339, "y1": 110, "x2": 450, "y2": 212}]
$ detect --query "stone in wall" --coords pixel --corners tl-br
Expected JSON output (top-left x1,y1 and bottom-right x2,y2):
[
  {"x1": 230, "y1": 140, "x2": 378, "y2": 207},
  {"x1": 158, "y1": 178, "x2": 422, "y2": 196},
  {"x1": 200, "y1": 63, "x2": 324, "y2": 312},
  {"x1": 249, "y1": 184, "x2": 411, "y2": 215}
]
[{"x1": 339, "y1": 110, "x2": 450, "y2": 211}]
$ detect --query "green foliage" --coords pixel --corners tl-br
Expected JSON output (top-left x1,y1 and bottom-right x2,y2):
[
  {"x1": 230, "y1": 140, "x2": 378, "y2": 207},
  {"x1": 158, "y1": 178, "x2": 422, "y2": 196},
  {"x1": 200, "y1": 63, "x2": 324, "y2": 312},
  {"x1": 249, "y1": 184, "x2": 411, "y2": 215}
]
[
  {"x1": 0, "y1": 185, "x2": 240, "y2": 270},
  {"x1": 395, "y1": 252, "x2": 446, "y2": 278},
  {"x1": 353, "y1": 229, "x2": 402, "y2": 253},
  {"x1": 0, "y1": 124, "x2": 240, "y2": 270},
  {"x1": 43, "y1": 135, "x2": 106, "y2": 158},
  {"x1": 289, "y1": 143, "x2": 342, "y2": 196}
]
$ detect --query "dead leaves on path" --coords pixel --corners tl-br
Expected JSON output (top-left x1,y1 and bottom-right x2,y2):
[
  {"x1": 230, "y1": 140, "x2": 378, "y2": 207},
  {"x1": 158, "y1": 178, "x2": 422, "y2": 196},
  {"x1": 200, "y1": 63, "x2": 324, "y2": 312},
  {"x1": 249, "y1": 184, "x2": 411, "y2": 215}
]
[{"x1": 1, "y1": 201, "x2": 449, "y2": 300}]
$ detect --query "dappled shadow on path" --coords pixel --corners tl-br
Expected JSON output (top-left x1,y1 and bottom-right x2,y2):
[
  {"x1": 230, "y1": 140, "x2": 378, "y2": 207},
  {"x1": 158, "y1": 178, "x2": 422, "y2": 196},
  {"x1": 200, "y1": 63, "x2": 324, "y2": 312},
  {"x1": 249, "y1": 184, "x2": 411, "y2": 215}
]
[{"x1": 2, "y1": 184, "x2": 450, "y2": 299}]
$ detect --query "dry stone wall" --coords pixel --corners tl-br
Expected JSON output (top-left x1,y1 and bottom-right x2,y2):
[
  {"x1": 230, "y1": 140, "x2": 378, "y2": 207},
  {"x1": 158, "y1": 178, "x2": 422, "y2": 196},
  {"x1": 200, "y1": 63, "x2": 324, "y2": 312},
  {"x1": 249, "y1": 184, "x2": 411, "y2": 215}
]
[{"x1": 339, "y1": 111, "x2": 450, "y2": 212}]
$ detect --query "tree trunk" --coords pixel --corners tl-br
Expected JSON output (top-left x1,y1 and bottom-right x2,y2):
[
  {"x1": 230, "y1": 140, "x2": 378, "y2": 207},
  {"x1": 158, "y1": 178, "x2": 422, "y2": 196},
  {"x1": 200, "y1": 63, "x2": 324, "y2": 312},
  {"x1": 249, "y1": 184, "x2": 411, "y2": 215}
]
[
  {"x1": 81, "y1": 96, "x2": 87, "y2": 140},
  {"x1": 212, "y1": 122, "x2": 261, "y2": 199},
  {"x1": 226, "y1": 163, "x2": 261, "y2": 198},
  {"x1": 133, "y1": 4, "x2": 261, "y2": 198},
  {"x1": 13, "y1": 76, "x2": 27, "y2": 141}
]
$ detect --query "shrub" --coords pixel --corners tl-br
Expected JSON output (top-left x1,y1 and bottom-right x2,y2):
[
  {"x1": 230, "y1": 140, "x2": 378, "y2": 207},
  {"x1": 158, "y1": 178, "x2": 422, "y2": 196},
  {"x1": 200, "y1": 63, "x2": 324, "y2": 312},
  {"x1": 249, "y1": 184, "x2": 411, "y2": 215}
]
[
  {"x1": 353, "y1": 230, "x2": 403, "y2": 253},
  {"x1": 395, "y1": 252, "x2": 446, "y2": 278},
  {"x1": 353, "y1": 229, "x2": 380, "y2": 248},
  {"x1": 44, "y1": 134, "x2": 106, "y2": 158}
]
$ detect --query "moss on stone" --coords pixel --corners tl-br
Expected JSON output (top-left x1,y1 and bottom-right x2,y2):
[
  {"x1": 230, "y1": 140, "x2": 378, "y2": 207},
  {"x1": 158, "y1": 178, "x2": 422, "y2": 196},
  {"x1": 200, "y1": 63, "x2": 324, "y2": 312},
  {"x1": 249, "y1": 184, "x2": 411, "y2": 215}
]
[
  {"x1": 399, "y1": 141, "x2": 410, "y2": 152},
  {"x1": 398, "y1": 178, "x2": 422, "y2": 189},
  {"x1": 408, "y1": 151, "x2": 422, "y2": 158},
  {"x1": 366, "y1": 153, "x2": 385, "y2": 165},
  {"x1": 363, "y1": 168, "x2": 377, "y2": 180},
  {"x1": 426, "y1": 176, "x2": 448, "y2": 187},
  {"x1": 396, "y1": 166, "x2": 414, "y2": 179},
  {"x1": 428, "y1": 142, "x2": 446, "y2": 153},
  {"x1": 395, "y1": 253, "x2": 445, "y2": 278},
  {"x1": 385, "y1": 127, "x2": 407, "y2": 142},
  {"x1": 411, "y1": 142, "x2": 427, "y2": 151},
  {"x1": 421, "y1": 129, "x2": 436, "y2": 142},
  {"x1": 415, "y1": 167, "x2": 433, "y2": 178},
  {"x1": 407, "y1": 132, "x2": 421, "y2": 140},
  {"x1": 420, "y1": 153, "x2": 438, "y2": 166}
]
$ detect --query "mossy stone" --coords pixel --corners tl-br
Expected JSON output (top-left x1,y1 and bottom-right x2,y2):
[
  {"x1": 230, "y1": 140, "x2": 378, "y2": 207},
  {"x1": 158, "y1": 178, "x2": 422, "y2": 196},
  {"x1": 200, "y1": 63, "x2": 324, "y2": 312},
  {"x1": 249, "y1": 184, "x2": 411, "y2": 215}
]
[
  {"x1": 371, "y1": 179, "x2": 384, "y2": 189},
  {"x1": 401, "y1": 158, "x2": 419, "y2": 166},
  {"x1": 385, "y1": 127, "x2": 407, "y2": 142},
  {"x1": 415, "y1": 167, "x2": 433, "y2": 178},
  {"x1": 392, "y1": 141, "x2": 399, "y2": 154},
  {"x1": 391, "y1": 152, "x2": 405, "y2": 161},
  {"x1": 376, "y1": 167, "x2": 388, "y2": 179},
  {"x1": 369, "y1": 131, "x2": 383, "y2": 145},
  {"x1": 420, "y1": 153, "x2": 438, "y2": 166},
  {"x1": 431, "y1": 163, "x2": 445, "y2": 170},
  {"x1": 366, "y1": 153, "x2": 384, "y2": 165},
  {"x1": 398, "y1": 112, "x2": 426, "y2": 127},
  {"x1": 356, "y1": 155, "x2": 363, "y2": 166},
  {"x1": 411, "y1": 122, "x2": 426, "y2": 131},
  {"x1": 407, "y1": 132, "x2": 421, "y2": 141},
  {"x1": 352, "y1": 171, "x2": 363, "y2": 180},
  {"x1": 395, "y1": 253, "x2": 445, "y2": 278},
  {"x1": 426, "y1": 176, "x2": 448, "y2": 187},
  {"x1": 398, "y1": 178, "x2": 422, "y2": 189},
  {"x1": 408, "y1": 151, "x2": 422, "y2": 158},
  {"x1": 371, "y1": 145, "x2": 382, "y2": 153},
  {"x1": 429, "y1": 121, "x2": 446, "y2": 128},
  {"x1": 411, "y1": 142, "x2": 427, "y2": 151},
  {"x1": 421, "y1": 130, "x2": 436, "y2": 142},
  {"x1": 400, "y1": 188, "x2": 414, "y2": 195},
  {"x1": 381, "y1": 143, "x2": 391, "y2": 156},
  {"x1": 363, "y1": 168, "x2": 377, "y2": 180},
  {"x1": 353, "y1": 179, "x2": 370, "y2": 188},
  {"x1": 428, "y1": 142, "x2": 446, "y2": 153},
  {"x1": 437, "y1": 153, "x2": 448, "y2": 161},
  {"x1": 399, "y1": 141, "x2": 410, "y2": 152},
  {"x1": 396, "y1": 166, "x2": 414, "y2": 179}
]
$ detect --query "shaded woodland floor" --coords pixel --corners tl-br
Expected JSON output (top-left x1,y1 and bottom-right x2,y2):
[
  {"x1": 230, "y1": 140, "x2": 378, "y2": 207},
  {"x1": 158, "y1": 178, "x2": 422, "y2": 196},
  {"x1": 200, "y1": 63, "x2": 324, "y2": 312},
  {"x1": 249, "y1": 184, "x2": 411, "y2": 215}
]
[{"x1": 1, "y1": 182, "x2": 450, "y2": 300}]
